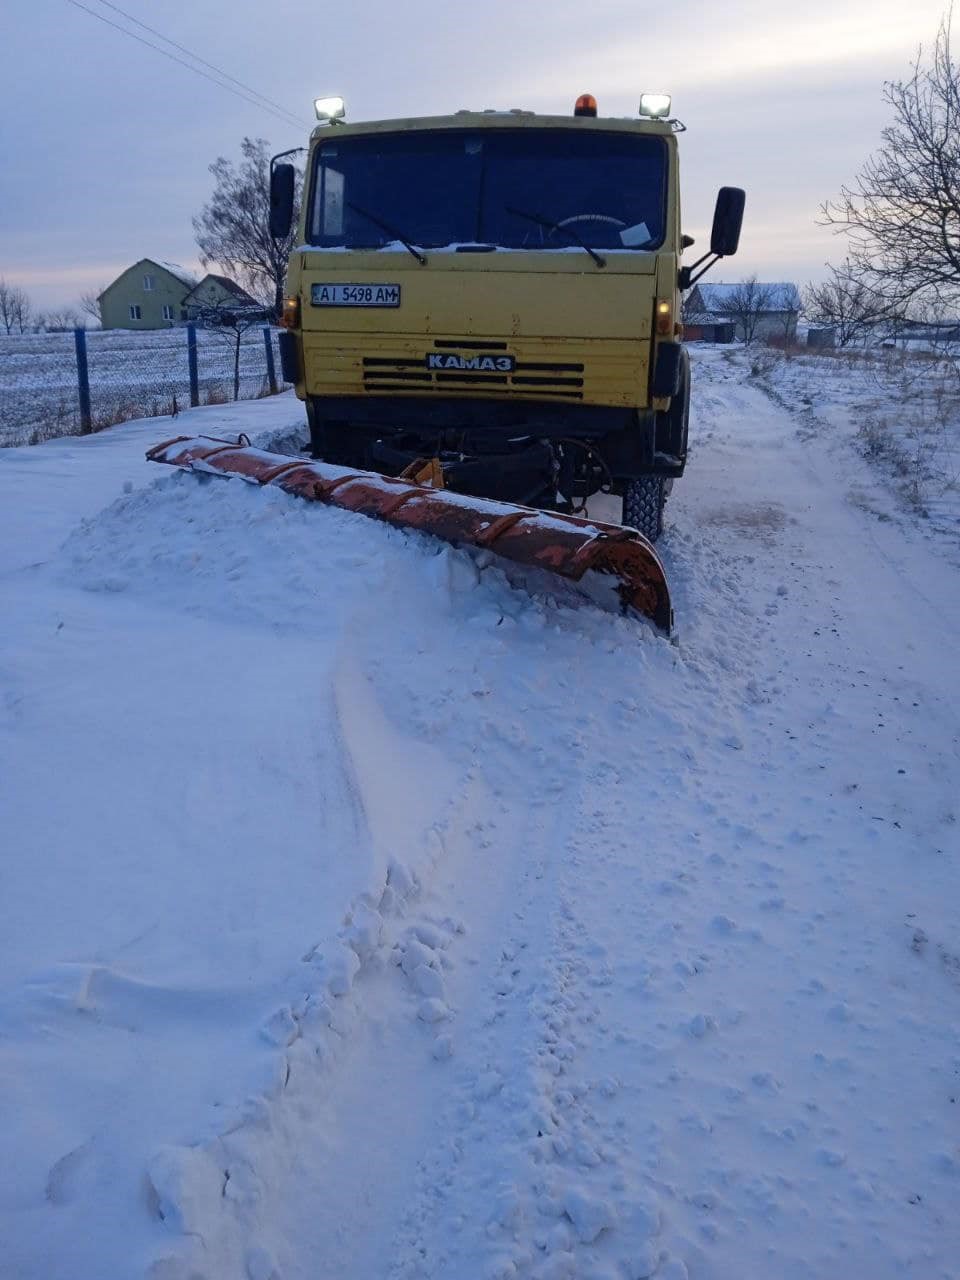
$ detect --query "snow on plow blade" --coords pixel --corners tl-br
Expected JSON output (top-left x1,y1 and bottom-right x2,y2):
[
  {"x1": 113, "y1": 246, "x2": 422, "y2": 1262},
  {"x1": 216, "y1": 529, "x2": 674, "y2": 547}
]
[{"x1": 146, "y1": 435, "x2": 673, "y2": 632}]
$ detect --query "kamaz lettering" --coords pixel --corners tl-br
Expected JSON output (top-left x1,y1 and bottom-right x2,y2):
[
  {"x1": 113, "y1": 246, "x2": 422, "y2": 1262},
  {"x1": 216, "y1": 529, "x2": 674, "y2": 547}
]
[{"x1": 427, "y1": 354, "x2": 515, "y2": 372}]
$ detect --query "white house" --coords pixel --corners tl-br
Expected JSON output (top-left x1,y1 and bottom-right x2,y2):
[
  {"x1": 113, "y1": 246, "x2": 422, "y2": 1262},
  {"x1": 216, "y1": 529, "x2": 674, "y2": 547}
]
[{"x1": 686, "y1": 282, "x2": 801, "y2": 342}]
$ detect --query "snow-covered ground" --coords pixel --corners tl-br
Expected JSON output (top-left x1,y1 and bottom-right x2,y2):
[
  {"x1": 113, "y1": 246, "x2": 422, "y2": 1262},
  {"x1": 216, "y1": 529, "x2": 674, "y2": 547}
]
[
  {"x1": 749, "y1": 344, "x2": 960, "y2": 550},
  {"x1": 0, "y1": 328, "x2": 288, "y2": 447},
  {"x1": 1, "y1": 352, "x2": 958, "y2": 1280}
]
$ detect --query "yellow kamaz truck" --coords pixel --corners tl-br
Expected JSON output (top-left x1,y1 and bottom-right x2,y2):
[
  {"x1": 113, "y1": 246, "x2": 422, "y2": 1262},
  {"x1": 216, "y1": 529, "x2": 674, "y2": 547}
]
[{"x1": 269, "y1": 93, "x2": 744, "y2": 543}]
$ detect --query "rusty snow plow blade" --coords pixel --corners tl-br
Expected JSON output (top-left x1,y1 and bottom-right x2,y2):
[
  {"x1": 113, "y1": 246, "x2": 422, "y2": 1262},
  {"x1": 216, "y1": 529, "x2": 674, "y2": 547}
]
[{"x1": 146, "y1": 435, "x2": 672, "y2": 632}]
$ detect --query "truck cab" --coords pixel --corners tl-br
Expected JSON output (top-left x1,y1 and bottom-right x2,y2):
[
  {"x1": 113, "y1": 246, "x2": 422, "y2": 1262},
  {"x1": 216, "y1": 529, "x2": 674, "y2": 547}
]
[{"x1": 272, "y1": 95, "x2": 743, "y2": 540}]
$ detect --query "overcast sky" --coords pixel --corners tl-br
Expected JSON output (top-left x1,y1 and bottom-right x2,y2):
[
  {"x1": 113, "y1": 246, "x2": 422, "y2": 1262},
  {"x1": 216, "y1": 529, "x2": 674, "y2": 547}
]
[{"x1": 1, "y1": 0, "x2": 951, "y2": 311}]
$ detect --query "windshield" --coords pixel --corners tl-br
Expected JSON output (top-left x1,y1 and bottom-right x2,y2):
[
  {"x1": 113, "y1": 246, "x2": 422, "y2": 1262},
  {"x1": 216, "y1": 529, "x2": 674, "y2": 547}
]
[{"x1": 307, "y1": 129, "x2": 667, "y2": 252}]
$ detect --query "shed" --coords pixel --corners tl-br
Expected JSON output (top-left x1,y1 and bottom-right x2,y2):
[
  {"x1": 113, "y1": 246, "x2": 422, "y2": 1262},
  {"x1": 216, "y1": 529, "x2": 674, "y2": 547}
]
[
  {"x1": 183, "y1": 274, "x2": 261, "y2": 322},
  {"x1": 807, "y1": 327, "x2": 836, "y2": 349},
  {"x1": 683, "y1": 312, "x2": 736, "y2": 343}
]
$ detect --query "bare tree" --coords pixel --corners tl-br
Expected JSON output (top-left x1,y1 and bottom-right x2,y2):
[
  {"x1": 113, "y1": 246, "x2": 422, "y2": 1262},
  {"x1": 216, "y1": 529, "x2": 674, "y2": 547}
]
[
  {"x1": 723, "y1": 276, "x2": 776, "y2": 344},
  {"x1": 0, "y1": 278, "x2": 13, "y2": 334},
  {"x1": 40, "y1": 308, "x2": 83, "y2": 333},
  {"x1": 79, "y1": 290, "x2": 104, "y2": 326},
  {"x1": 193, "y1": 137, "x2": 303, "y2": 319},
  {"x1": 0, "y1": 278, "x2": 31, "y2": 335},
  {"x1": 803, "y1": 262, "x2": 897, "y2": 346},
  {"x1": 197, "y1": 301, "x2": 271, "y2": 400},
  {"x1": 775, "y1": 283, "x2": 802, "y2": 345},
  {"x1": 11, "y1": 287, "x2": 31, "y2": 333},
  {"x1": 822, "y1": 12, "x2": 960, "y2": 314}
]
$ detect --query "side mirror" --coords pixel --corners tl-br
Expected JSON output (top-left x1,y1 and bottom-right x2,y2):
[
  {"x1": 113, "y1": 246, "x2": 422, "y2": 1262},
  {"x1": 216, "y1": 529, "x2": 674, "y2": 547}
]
[
  {"x1": 710, "y1": 187, "x2": 745, "y2": 257},
  {"x1": 270, "y1": 163, "x2": 296, "y2": 240}
]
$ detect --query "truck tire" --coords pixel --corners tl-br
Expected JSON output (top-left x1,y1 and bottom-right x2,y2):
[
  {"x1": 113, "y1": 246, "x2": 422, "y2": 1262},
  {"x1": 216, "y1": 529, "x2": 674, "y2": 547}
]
[{"x1": 622, "y1": 476, "x2": 666, "y2": 542}]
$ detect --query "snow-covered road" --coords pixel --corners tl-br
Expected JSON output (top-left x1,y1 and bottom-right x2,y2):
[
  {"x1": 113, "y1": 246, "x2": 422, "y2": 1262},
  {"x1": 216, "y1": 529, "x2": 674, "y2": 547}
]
[{"x1": 1, "y1": 350, "x2": 958, "y2": 1280}]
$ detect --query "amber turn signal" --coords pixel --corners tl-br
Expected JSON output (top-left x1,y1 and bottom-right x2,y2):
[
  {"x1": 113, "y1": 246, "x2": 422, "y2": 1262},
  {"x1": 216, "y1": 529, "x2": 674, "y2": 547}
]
[{"x1": 280, "y1": 297, "x2": 301, "y2": 329}]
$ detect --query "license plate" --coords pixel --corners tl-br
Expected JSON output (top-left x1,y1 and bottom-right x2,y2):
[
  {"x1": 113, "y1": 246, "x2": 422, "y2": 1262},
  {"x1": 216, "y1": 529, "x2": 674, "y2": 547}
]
[{"x1": 311, "y1": 283, "x2": 401, "y2": 308}]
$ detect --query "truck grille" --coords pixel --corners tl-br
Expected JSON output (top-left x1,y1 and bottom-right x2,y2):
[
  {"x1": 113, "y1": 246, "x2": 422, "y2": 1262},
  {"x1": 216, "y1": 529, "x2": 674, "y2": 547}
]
[{"x1": 362, "y1": 339, "x2": 584, "y2": 399}]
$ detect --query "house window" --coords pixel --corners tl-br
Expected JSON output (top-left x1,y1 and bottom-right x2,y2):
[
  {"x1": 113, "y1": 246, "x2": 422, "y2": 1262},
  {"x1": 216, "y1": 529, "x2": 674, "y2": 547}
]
[
  {"x1": 129, "y1": 304, "x2": 142, "y2": 320},
  {"x1": 180, "y1": 308, "x2": 188, "y2": 321},
  {"x1": 162, "y1": 304, "x2": 175, "y2": 321},
  {"x1": 143, "y1": 274, "x2": 155, "y2": 291}
]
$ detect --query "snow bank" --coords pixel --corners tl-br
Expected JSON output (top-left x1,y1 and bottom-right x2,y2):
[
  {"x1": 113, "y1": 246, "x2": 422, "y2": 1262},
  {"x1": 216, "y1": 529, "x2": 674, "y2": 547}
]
[
  {"x1": 0, "y1": 393, "x2": 670, "y2": 1278},
  {"x1": 2, "y1": 357, "x2": 959, "y2": 1279}
]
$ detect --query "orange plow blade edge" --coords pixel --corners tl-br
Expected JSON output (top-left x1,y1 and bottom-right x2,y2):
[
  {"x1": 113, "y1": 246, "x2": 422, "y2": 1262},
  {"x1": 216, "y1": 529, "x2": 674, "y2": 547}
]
[{"x1": 146, "y1": 435, "x2": 672, "y2": 632}]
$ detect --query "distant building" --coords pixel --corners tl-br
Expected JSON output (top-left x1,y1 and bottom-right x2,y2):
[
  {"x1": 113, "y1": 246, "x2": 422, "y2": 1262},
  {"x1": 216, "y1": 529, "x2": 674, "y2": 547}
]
[
  {"x1": 882, "y1": 320, "x2": 960, "y2": 351},
  {"x1": 98, "y1": 261, "x2": 259, "y2": 330},
  {"x1": 98, "y1": 259, "x2": 199, "y2": 330},
  {"x1": 682, "y1": 312, "x2": 736, "y2": 343},
  {"x1": 182, "y1": 274, "x2": 261, "y2": 322},
  {"x1": 686, "y1": 282, "x2": 801, "y2": 342},
  {"x1": 807, "y1": 326, "x2": 836, "y2": 349}
]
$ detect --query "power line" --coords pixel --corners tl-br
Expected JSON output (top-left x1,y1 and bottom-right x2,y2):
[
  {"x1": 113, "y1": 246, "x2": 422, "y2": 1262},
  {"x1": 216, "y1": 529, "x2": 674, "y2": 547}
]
[
  {"x1": 90, "y1": 0, "x2": 308, "y2": 128},
  {"x1": 64, "y1": 0, "x2": 307, "y2": 131},
  {"x1": 65, "y1": 0, "x2": 306, "y2": 128}
]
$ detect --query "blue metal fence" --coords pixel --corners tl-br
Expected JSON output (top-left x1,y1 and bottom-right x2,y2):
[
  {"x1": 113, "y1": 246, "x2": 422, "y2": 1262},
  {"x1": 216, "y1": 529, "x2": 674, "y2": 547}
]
[{"x1": 0, "y1": 325, "x2": 292, "y2": 448}]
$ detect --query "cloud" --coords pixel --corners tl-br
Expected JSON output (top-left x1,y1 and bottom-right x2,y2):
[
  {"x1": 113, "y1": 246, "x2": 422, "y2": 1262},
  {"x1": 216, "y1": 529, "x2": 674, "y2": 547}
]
[
  {"x1": 2, "y1": 0, "x2": 951, "y2": 306},
  {"x1": 500, "y1": 0, "x2": 947, "y2": 107}
]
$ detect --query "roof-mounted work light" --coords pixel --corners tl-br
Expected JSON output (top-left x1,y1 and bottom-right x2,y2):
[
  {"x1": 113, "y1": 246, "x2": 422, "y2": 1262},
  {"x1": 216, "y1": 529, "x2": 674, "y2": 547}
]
[
  {"x1": 574, "y1": 94, "x2": 598, "y2": 117},
  {"x1": 314, "y1": 96, "x2": 346, "y2": 122},
  {"x1": 639, "y1": 93, "x2": 671, "y2": 119}
]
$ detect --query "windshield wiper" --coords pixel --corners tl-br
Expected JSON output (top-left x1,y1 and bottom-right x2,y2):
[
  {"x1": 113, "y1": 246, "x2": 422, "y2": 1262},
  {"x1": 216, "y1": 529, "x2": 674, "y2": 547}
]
[
  {"x1": 346, "y1": 202, "x2": 427, "y2": 265},
  {"x1": 506, "y1": 207, "x2": 606, "y2": 268}
]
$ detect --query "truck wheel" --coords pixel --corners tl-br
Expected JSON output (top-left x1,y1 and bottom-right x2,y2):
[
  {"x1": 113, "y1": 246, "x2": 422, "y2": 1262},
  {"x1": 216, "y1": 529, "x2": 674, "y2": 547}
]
[
  {"x1": 305, "y1": 399, "x2": 323, "y2": 458},
  {"x1": 622, "y1": 476, "x2": 666, "y2": 542}
]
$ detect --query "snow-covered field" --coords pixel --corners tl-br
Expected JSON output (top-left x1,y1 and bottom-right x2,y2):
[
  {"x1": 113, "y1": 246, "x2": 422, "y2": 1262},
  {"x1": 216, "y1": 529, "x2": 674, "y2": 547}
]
[
  {"x1": 0, "y1": 328, "x2": 287, "y2": 447},
  {"x1": 750, "y1": 345, "x2": 960, "y2": 548},
  {"x1": 1, "y1": 352, "x2": 958, "y2": 1280}
]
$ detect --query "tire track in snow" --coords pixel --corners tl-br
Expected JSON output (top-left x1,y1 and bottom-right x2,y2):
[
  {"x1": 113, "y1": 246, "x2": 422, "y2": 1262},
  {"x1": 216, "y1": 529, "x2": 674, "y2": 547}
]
[{"x1": 383, "y1": 681, "x2": 683, "y2": 1279}]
